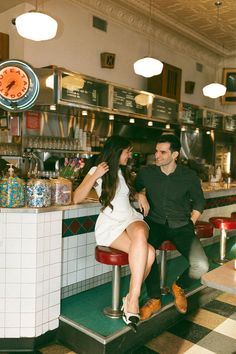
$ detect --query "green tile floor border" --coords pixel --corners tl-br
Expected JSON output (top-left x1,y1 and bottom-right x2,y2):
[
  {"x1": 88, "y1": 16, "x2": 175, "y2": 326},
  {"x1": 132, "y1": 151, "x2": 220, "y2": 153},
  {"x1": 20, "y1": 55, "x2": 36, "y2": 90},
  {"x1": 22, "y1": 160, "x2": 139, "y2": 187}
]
[{"x1": 61, "y1": 236, "x2": 236, "y2": 337}]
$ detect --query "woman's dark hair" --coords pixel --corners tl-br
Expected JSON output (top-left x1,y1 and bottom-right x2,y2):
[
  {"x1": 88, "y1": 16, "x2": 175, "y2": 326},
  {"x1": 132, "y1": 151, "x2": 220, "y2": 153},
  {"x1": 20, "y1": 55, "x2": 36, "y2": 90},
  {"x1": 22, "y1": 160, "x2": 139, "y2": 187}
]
[{"x1": 96, "y1": 135, "x2": 134, "y2": 210}]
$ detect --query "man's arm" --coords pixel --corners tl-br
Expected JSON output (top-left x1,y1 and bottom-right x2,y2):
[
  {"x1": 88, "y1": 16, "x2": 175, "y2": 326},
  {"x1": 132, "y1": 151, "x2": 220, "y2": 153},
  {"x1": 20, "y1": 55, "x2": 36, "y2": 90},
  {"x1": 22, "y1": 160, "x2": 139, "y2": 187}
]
[
  {"x1": 189, "y1": 172, "x2": 205, "y2": 219},
  {"x1": 136, "y1": 191, "x2": 150, "y2": 217}
]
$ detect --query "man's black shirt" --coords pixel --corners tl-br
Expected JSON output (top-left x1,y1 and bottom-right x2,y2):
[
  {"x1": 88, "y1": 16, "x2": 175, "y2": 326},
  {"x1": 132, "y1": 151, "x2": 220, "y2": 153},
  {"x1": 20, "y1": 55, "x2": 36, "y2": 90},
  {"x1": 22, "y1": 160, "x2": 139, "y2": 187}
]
[{"x1": 135, "y1": 164, "x2": 205, "y2": 228}]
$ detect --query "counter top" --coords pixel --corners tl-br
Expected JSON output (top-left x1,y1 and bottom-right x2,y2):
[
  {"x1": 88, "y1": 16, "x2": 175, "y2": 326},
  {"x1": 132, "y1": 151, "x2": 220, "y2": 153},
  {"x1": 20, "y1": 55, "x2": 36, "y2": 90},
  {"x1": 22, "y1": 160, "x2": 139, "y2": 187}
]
[
  {"x1": 201, "y1": 259, "x2": 236, "y2": 295},
  {"x1": 1, "y1": 186, "x2": 236, "y2": 213},
  {"x1": 0, "y1": 199, "x2": 100, "y2": 213},
  {"x1": 203, "y1": 183, "x2": 236, "y2": 198}
]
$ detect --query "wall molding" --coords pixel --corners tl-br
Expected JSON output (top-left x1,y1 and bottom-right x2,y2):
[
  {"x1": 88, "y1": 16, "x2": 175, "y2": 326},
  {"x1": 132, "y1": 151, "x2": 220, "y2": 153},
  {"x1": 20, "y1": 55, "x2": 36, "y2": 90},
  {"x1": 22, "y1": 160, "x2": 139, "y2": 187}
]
[{"x1": 69, "y1": 0, "x2": 222, "y2": 67}]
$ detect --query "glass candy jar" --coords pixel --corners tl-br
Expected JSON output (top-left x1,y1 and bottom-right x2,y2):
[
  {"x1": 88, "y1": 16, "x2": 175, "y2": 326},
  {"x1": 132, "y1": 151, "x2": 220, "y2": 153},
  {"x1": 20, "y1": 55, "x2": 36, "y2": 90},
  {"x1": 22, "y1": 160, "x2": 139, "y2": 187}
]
[
  {"x1": 0, "y1": 164, "x2": 25, "y2": 208},
  {"x1": 26, "y1": 179, "x2": 51, "y2": 208},
  {"x1": 51, "y1": 177, "x2": 72, "y2": 206}
]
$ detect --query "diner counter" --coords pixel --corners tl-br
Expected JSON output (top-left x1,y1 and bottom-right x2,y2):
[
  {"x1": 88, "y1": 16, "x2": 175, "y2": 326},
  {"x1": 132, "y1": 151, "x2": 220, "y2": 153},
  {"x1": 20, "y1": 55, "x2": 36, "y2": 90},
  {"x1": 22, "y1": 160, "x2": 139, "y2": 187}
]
[
  {"x1": 1, "y1": 185, "x2": 236, "y2": 341},
  {"x1": 0, "y1": 184, "x2": 236, "y2": 213}
]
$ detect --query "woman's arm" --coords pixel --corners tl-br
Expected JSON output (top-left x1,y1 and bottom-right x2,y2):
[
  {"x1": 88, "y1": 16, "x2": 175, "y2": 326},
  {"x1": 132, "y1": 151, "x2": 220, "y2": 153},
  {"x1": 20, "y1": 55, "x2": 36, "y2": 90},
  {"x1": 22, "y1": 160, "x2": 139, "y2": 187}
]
[{"x1": 73, "y1": 162, "x2": 109, "y2": 204}]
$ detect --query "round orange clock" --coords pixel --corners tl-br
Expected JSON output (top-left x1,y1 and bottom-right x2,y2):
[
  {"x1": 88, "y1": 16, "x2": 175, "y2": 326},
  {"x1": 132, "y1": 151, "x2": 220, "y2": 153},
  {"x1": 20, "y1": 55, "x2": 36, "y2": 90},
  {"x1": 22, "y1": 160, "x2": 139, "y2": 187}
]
[{"x1": 0, "y1": 59, "x2": 39, "y2": 111}]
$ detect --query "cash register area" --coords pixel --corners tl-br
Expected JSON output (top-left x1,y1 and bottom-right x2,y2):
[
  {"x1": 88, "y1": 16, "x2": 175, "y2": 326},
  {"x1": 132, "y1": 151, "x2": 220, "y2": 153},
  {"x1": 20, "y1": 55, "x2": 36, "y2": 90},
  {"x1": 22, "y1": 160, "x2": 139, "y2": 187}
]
[{"x1": 2, "y1": 236, "x2": 235, "y2": 354}]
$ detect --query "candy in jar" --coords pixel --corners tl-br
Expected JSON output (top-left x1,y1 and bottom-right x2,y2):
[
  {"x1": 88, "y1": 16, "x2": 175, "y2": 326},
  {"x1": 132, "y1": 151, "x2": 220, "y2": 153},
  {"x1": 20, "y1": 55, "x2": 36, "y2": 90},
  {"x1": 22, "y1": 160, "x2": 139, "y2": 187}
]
[
  {"x1": 26, "y1": 179, "x2": 51, "y2": 207},
  {"x1": 51, "y1": 177, "x2": 72, "y2": 205},
  {"x1": 0, "y1": 164, "x2": 25, "y2": 208}
]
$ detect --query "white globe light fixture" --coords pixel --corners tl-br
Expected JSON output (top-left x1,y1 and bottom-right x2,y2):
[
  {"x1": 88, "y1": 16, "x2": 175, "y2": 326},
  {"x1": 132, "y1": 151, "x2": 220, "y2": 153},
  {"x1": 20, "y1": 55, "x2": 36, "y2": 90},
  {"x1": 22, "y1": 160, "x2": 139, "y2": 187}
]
[
  {"x1": 133, "y1": 57, "x2": 163, "y2": 78},
  {"x1": 133, "y1": 0, "x2": 163, "y2": 78},
  {"x1": 202, "y1": 83, "x2": 227, "y2": 99},
  {"x1": 202, "y1": 2, "x2": 227, "y2": 99},
  {"x1": 15, "y1": 11, "x2": 58, "y2": 41}
]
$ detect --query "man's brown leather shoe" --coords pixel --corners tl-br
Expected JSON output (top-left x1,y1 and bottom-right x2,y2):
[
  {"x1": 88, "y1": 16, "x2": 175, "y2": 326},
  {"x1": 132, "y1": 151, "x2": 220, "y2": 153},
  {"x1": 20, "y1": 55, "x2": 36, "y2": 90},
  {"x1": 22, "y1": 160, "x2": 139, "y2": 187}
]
[
  {"x1": 172, "y1": 282, "x2": 187, "y2": 314},
  {"x1": 140, "y1": 299, "x2": 161, "y2": 320}
]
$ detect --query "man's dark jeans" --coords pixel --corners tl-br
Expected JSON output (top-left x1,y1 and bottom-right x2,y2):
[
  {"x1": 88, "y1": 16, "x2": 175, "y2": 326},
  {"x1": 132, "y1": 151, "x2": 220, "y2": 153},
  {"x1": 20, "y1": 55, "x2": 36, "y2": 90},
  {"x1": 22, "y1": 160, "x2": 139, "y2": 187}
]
[{"x1": 145, "y1": 218, "x2": 209, "y2": 299}]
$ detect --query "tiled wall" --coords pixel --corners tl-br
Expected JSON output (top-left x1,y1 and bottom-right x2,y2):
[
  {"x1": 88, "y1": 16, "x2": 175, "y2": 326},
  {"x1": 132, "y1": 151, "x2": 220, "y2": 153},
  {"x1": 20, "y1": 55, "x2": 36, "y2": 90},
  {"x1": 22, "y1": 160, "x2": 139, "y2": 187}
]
[{"x1": 0, "y1": 211, "x2": 62, "y2": 339}]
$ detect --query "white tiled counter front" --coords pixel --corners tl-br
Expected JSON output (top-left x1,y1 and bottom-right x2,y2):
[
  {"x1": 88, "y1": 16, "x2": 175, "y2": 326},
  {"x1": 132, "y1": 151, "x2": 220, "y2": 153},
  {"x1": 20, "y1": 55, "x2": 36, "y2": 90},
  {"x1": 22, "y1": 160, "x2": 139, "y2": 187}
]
[{"x1": 0, "y1": 209, "x2": 62, "y2": 340}]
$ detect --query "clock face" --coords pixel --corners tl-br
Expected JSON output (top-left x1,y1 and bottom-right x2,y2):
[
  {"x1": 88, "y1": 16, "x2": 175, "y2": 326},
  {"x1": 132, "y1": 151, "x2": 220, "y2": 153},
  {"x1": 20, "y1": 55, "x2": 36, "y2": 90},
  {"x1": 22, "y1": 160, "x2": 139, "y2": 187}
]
[{"x1": 0, "y1": 60, "x2": 40, "y2": 111}]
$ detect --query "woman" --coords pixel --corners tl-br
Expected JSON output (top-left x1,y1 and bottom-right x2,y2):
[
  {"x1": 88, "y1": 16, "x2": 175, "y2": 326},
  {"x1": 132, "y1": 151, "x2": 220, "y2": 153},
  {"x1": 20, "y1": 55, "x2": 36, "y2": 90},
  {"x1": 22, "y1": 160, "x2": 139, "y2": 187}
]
[{"x1": 73, "y1": 135, "x2": 155, "y2": 331}]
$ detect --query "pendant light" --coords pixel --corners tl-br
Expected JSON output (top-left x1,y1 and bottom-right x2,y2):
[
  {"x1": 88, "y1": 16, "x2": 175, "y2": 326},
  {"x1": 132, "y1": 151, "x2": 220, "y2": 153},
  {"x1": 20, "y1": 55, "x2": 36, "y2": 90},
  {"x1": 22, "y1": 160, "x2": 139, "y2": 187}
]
[
  {"x1": 14, "y1": 0, "x2": 58, "y2": 41},
  {"x1": 133, "y1": 0, "x2": 163, "y2": 78},
  {"x1": 202, "y1": 1, "x2": 226, "y2": 99},
  {"x1": 202, "y1": 83, "x2": 226, "y2": 99}
]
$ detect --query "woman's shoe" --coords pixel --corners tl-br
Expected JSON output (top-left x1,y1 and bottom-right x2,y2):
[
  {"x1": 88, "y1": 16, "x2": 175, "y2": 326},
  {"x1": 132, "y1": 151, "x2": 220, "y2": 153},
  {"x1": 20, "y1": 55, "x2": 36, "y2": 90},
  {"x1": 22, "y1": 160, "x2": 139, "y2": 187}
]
[{"x1": 121, "y1": 296, "x2": 140, "y2": 333}]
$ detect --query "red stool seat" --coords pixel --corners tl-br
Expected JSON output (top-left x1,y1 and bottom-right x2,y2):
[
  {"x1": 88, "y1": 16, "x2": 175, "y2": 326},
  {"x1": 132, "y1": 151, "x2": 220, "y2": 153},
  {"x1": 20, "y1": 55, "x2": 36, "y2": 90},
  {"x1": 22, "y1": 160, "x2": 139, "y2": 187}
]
[
  {"x1": 95, "y1": 246, "x2": 129, "y2": 265},
  {"x1": 209, "y1": 217, "x2": 236, "y2": 230},
  {"x1": 195, "y1": 221, "x2": 213, "y2": 238},
  {"x1": 209, "y1": 217, "x2": 236, "y2": 264},
  {"x1": 95, "y1": 246, "x2": 129, "y2": 318},
  {"x1": 159, "y1": 240, "x2": 176, "y2": 251},
  {"x1": 231, "y1": 212, "x2": 236, "y2": 219}
]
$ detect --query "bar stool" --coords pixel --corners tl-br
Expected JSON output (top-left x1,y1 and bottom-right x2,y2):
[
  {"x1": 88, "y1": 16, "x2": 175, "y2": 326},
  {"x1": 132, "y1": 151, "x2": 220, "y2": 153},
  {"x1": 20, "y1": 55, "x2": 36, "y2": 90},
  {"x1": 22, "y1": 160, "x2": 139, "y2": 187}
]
[
  {"x1": 158, "y1": 240, "x2": 176, "y2": 294},
  {"x1": 95, "y1": 246, "x2": 129, "y2": 318},
  {"x1": 209, "y1": 217, "x2": 236, "y2": 265},
  {"x1": 195, "y1": 220, "x2": 213, "y2": 239}
]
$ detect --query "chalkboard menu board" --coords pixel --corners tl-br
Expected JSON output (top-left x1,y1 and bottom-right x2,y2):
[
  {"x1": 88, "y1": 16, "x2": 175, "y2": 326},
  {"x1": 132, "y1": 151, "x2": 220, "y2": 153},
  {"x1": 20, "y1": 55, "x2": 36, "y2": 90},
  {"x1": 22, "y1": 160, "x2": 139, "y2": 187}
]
[
  {"x1": 224, "y1": 115, "x2": 236, "y2": 132},
  {"x1": 113, "y1": 87, "x2": 148, "y2": 115},
  {"x1": 178, "y1": 103, "x2": 203, "y2": 125},
  {"x1": 60, "y1": 73, "x2": 108, "y2": 108},
  {"x1": 152, "y1": 98, "x2": 178, "y2": 122},
  {"x1": 203, "y1": 110, "x2": 223, "y2": 129}
]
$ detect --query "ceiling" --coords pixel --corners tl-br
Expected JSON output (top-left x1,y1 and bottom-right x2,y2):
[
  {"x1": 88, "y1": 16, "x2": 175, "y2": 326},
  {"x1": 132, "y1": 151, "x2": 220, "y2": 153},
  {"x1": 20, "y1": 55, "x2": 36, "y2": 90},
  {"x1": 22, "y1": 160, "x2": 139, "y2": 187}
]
[{"x1": 2, "y1": 0, "x2": 236, "y2": 56}]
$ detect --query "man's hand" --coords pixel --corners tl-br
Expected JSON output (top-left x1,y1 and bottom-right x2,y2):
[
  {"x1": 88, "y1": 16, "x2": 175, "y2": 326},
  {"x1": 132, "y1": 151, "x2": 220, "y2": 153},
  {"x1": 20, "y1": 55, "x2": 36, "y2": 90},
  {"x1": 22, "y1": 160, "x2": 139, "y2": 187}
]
[
  {"x1": 137, "y1": 192, "x2": 150, "y2": 217},
  {"x1": 191, "y1": 210, "x2": 201, "y2": 224}
]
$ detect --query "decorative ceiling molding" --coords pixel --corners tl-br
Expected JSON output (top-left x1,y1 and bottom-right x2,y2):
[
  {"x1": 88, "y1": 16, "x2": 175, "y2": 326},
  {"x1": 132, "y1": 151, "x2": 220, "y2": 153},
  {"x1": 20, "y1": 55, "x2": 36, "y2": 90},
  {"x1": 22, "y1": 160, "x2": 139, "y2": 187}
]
[{"x1": 68, "y1": 0, "x2": 223, "y2": 67}]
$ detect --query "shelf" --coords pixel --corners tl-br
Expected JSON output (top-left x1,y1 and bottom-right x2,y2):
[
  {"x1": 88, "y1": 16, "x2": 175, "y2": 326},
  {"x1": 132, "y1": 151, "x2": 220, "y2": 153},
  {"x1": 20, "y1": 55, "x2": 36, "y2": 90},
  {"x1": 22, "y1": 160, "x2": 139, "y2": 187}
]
[{"x1": 23, "y1": 148, "x2": 100, "y2": 155}]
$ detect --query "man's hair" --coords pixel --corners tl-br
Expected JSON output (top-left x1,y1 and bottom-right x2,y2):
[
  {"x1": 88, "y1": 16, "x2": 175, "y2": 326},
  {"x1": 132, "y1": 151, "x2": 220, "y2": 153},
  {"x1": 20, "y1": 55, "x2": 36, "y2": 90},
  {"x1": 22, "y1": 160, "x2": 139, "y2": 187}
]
[{"x1": 157, "y1": 134, "x2": 181, "y2": 153}]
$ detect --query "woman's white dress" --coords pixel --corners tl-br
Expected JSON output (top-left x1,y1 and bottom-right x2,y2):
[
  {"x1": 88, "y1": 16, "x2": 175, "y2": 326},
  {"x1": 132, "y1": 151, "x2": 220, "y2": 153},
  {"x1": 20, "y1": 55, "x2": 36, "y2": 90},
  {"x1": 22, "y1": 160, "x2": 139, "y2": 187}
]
[{"x1": 88, "y1": 167, "x2": 145, "y2": 246}]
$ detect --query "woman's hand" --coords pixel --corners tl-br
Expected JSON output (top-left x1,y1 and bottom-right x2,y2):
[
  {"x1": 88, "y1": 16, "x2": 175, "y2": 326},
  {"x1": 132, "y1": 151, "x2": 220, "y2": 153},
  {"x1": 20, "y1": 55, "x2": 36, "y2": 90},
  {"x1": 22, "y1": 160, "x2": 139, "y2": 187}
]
[
  {"x1": 94, "y1": 162, "x2": 109, "y2": 178},
  {"x1": 138, "y1": 193, "x2": 150, "y2": 217}
]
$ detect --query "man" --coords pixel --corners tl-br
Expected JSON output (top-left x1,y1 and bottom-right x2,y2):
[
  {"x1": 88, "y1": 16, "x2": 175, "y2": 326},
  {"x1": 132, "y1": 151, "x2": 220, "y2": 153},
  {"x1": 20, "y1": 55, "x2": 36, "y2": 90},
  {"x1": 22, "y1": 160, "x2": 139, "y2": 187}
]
[{"x1": 135, "y1": 134, "x2": 209, "y2": 320}]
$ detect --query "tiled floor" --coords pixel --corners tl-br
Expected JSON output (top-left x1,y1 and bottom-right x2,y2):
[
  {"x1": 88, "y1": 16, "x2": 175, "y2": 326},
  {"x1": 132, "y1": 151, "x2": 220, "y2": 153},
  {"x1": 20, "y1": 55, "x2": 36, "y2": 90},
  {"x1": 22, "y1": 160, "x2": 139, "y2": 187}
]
[{"x1": 37, "y1": 292, "x2": 236, "y2": 354}]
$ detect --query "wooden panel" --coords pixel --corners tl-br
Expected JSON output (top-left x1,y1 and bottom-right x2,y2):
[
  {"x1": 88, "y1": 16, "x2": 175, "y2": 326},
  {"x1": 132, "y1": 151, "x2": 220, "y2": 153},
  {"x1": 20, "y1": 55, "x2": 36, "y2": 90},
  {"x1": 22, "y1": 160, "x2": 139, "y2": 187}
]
[
  {"x1": 0, "y1": 33, "x2": 9, "y2": 61},
  {"x1": 147, "y1": 62, "x2": 182, "y2": 101}
]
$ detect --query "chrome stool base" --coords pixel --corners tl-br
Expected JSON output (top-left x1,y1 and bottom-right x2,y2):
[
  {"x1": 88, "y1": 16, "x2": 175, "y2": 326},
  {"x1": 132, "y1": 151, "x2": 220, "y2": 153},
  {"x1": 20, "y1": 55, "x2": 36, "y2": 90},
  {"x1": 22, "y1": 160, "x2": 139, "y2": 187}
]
[
  {"x1": 103, "y1": 307, "x2": 123, "y2": 318},
  {"x1": 213, "y1": 257, "x2": 229, "y2": 265}
]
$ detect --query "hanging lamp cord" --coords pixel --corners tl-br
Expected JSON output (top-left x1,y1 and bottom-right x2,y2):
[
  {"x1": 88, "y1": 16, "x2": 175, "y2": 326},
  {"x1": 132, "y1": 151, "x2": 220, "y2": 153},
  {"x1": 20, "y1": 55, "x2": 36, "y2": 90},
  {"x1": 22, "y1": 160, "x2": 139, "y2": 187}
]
[{"x1": 147, "y1": 0, "x2": 152, "y2": 56}]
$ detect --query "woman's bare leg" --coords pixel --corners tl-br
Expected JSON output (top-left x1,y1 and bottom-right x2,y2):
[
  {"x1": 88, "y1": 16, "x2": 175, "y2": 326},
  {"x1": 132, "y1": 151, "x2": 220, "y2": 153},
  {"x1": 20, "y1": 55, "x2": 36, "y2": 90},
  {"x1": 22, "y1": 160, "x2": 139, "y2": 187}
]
[{"x1": 111, "y1": 221, "x2": 155, "y2": 314}]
